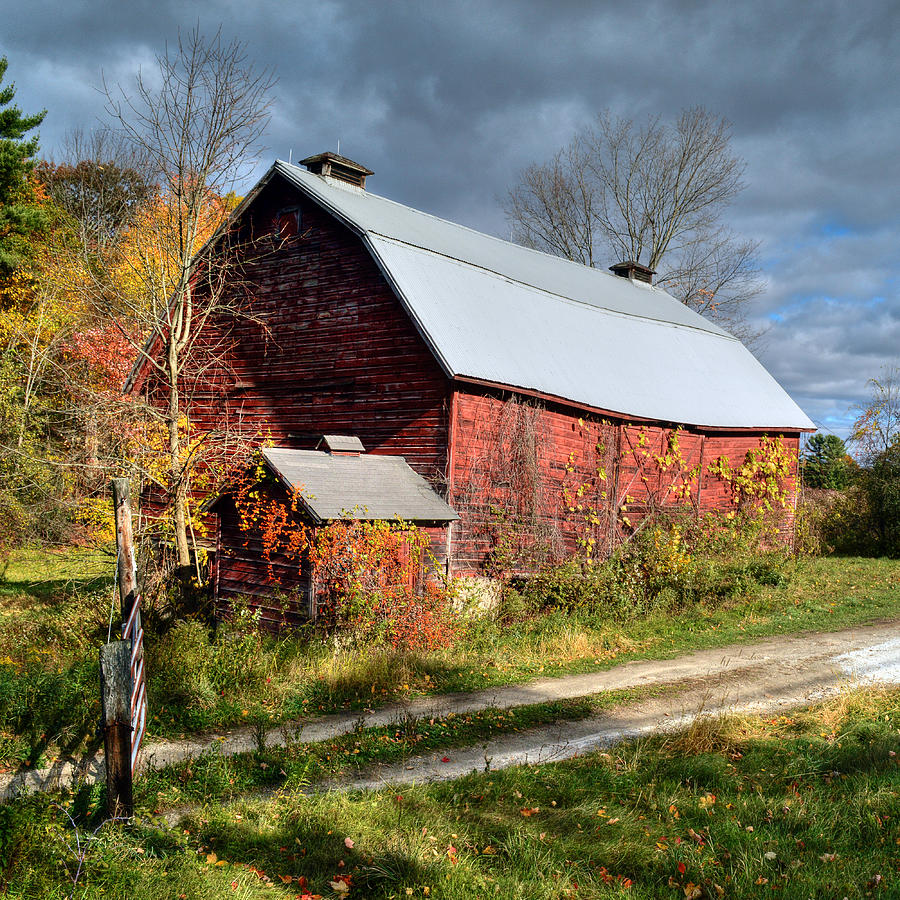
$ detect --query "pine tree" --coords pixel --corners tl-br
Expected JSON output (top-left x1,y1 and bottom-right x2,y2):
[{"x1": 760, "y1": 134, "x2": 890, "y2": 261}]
[
  {"x1": 0, "y1": 56, "x2": 47, "y2": 276},
  {"x1": 802, "y1": 433, "x2": 850, "y2": 490}
]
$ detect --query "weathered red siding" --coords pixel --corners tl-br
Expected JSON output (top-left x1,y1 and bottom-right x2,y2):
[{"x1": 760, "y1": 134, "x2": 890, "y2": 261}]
[
  {"x1": 138, "y1": 171, "x2": 801, "y2": 605},
  {"x1": 138, "y1": 175, "x2": 452, "y2": 538},
  {"x1": 214, "y1": 493, "x2": 311, "y2": 627},
  {"x1": 189, "y1": 177, "x2": 450, "y2": 478},
  {"x1": 447, "y1": 387, "x2": 800, "y2": 575}
]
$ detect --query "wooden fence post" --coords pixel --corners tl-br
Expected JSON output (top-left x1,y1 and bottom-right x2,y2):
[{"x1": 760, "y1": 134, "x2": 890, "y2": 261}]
[
  {"x1": 112, "y1": 478, "x2": 138, "y2": 622},
  {"x1": 99, "y1": 641, "x2": 133, "y2": 818},
  {"x1": 102, "y1": 477, "x2": 147, "y2": 819}
]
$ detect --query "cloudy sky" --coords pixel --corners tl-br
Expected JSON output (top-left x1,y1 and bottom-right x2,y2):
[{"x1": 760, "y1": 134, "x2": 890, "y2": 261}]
[{"x1": 2, "y1": 0, "x2": 898, "y2": 439}]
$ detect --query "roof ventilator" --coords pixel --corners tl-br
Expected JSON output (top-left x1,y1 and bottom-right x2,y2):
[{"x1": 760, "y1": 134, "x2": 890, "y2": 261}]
[
  {"x1": 300, "y1": 152, "x2": 374, "y2": 189},
  {"x1": 609, "y1": 260, "x2": 655, "y2": 285},
  {"x1": 317, "y1": 434, "x2": 366, "y2": 457}
]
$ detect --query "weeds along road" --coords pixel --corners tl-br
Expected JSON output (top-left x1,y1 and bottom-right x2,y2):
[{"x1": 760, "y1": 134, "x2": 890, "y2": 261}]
[{"x1": 4, "y1": 619, "x2": 900, "y2": 801}]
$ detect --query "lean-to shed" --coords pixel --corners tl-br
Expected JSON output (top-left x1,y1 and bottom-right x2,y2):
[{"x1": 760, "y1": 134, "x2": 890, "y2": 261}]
[
  {"x1": 213, "y1": 438, "x2": 458, "y2": 623},
  {"x1": 130, "y1": 151, "x2": 814, "y2": 597}
]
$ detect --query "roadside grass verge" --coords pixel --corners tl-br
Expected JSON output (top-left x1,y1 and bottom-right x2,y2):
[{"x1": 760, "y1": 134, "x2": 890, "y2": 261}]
[
  {"x1": 135, "y1": 686, "x2": 669, "y2": 811},
  {"x1": 3, "y1": 686, "x2": 898, "y2": 898},
  {"x1": 1, "y1": 549, "x2": 899, "y2": 766}
]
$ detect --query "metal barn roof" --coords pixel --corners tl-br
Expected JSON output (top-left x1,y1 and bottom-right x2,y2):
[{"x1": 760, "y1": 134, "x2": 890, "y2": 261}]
[
  {"x1": 270, "y1": 160, "x2": 814, "y2": 431},
  {"x1": 261, "y1": 447, "x2": 459, "y2": 525}
]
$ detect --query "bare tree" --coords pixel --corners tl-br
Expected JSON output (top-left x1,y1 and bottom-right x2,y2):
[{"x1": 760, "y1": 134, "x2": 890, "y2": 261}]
[
  {"x1": 505, "y1": 108, "x2": 764, "y2": 341},
  {"x1": 851, "y1": 366, "x2": 900, "y2": 463},
  {"x1": 104, "y1": 27, "x2": 275, "y2": 569}
]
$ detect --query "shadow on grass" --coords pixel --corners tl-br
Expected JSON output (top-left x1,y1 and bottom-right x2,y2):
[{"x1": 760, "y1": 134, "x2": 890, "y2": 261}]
[
  {"x1": 185, "y1": 809, "x2": 446, "y2": 897},
  {"x1": 0, "y1": 659, "x2": 103, "y2": 770}
]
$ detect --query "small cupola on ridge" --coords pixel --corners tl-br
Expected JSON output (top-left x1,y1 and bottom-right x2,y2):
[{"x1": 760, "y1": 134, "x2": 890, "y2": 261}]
[
  {"x1": 609, "y1": 260, "x2": 655, "y2": 285},
  {"x1": 300, "y1": 152, "x2": 374, "y2": 189}
]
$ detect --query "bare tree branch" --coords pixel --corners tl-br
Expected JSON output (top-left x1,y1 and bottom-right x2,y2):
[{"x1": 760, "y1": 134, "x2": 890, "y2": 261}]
[
  {"x1": 103, "y1": 26, "x2": 275, "y2": 567},
  {"x1": 503, "y1": 107, "x2": 764, "y2": 343}
]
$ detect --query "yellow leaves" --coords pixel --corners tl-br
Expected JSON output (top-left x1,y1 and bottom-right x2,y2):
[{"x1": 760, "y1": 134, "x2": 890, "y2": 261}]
[{"x1": 110, "y1": 186, "x2": 231, "y2": 316}]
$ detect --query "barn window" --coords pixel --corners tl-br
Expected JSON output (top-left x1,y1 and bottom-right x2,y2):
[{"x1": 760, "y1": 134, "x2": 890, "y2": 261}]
[{"x1": 275, "y1": 206, "x2": 301, "y2": 242}]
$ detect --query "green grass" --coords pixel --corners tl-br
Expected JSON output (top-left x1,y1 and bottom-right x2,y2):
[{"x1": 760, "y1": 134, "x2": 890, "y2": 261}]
[
  {"x1": 135, "y1": 685, "x2": 671, "y2": 811},
  {"x1": 1, "y1": 550, "x2": 899, "y2": 766},
  {"x1": 3, "y1": 686, "x2": 899, "y2": 898}
]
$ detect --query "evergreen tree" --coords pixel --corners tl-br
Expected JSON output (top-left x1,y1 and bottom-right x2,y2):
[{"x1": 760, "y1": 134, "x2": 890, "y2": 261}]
[
  {"x1": 0, "y1": 56, "x2": 47, "y2": 276},
  {"x1": 802, "y1": 433, "x2": 850, "y2": 490}
]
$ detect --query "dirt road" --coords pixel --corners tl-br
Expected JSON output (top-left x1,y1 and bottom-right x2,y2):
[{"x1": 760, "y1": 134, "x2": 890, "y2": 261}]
[{"x1": 3, "y1": 620, "x2": 899, "y2": 800}]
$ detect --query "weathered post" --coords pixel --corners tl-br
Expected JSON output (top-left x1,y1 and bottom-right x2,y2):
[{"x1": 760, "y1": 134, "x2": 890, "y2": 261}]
[
  {"x1": 101, "y1": 477, "x2": 147, "y2": 818},
  {"x1": 100, "y1": 641, "x2": 133, "y2": 817},
  {"x1": 112, "y1": 478, "x2": 138, "y2": 623}
]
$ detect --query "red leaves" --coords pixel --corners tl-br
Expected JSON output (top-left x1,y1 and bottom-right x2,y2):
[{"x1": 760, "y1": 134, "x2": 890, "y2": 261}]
[
  {"x1": 231, "y1": 473, "x2": 456, "y2": 649},
  {"x1": 64, "y1": 325, "x2": 136, "y2": 392},
  {"x1": 596, "y1": 867, "x2": 632, "y2": 889}
]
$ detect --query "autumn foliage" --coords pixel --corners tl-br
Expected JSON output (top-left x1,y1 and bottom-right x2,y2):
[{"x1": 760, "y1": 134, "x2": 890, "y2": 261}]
[{"x1": 232, "y1": 459, "x2": 457, "y2": 650}]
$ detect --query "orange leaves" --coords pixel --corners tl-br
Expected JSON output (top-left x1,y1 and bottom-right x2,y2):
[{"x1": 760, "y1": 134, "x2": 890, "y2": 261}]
[
  {"x1": 231, "y1": 459, "x2": 456, "y2": 650},
  {"x1": 596, "y1": 867, "x2": 633, "y2": 889},
  {"x1": 110, "y1": 184, "x2": 232, "y2": 313}
]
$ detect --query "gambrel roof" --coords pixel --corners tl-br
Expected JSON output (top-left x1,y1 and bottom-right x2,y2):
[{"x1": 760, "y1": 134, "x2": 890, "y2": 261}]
[{"x1": 253, "y1": 160, "x2": 814, "y2": 431}]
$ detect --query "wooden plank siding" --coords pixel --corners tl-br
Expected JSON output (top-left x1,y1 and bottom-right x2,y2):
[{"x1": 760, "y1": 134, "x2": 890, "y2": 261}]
[
  {"x1": 138, "y1": 174, "x2": 451, "y2": 535},
  {"x1": 214, "y1": 495, "x2": 312, "y2": 628},
  {"x1": 447, "y1": 387, "x2": 801, "y2": 575}
]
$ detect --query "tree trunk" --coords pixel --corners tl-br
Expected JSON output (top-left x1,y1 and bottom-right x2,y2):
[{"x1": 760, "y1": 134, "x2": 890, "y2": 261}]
[{"x1": 167, "y1": 341, "x2": 191, "y2": 568}]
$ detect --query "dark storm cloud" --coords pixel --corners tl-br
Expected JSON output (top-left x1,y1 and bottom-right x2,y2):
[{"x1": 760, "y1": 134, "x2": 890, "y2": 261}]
[{"x1": 2, "y1": 0, "x2": 899, "y2": 438}]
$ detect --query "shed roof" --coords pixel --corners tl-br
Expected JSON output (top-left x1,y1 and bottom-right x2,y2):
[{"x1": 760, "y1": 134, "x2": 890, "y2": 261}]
[
  {"x1": 261, "y1": 447, "x2": 459, "y2": 525},
  {"x1": 262, "y1": 161, "x2": 813, "y2": 431}
]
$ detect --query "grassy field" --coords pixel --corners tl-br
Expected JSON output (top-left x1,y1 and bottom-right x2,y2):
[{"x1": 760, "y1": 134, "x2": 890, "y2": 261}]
[
  {"x1": 2, "y1": 686, "x2": 898, "y2": 898},
  {"x1": 1, "y1": 549, "x2": 899, "y2": 769}
]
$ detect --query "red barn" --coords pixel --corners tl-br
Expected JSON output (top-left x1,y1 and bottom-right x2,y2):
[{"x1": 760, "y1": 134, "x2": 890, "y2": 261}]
[{"x1": 130, "y1": 152, "x2": 814, "y2": 609}]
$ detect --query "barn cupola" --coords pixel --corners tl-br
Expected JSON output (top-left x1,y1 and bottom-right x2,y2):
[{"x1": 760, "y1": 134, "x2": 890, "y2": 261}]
[
  {"x1": 609, "y1": 260, "x2": 655, "y2": 285},
  {"x1": 300, "y1": 152, "x2": 374, "y2": 189},
  {"x1": 317, "y1": 434, "x2": 366, "y2": 457}
]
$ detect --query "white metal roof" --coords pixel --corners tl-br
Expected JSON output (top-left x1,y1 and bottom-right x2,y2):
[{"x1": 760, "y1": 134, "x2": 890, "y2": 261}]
[
  {"x1": 273, "y1": 161, "x2": 813, "y2": 431},
  {"x1": 262, "y1": 447, "x2": 459, "y2": 524}
]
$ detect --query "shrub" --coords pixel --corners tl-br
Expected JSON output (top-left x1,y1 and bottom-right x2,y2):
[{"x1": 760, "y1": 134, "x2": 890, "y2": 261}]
[
  {"x1": 507, "y1": 511, "x2": 790, "y2": 623},
  {"x1": 798, "y1": 446, "x2": 900, "y2": 558},
  {"x1": 864, "y1": 443, "x2": 900, "y2": 556},
  {"x1": 147, "y1": 604, "x2": 282, "y2": 727}
]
